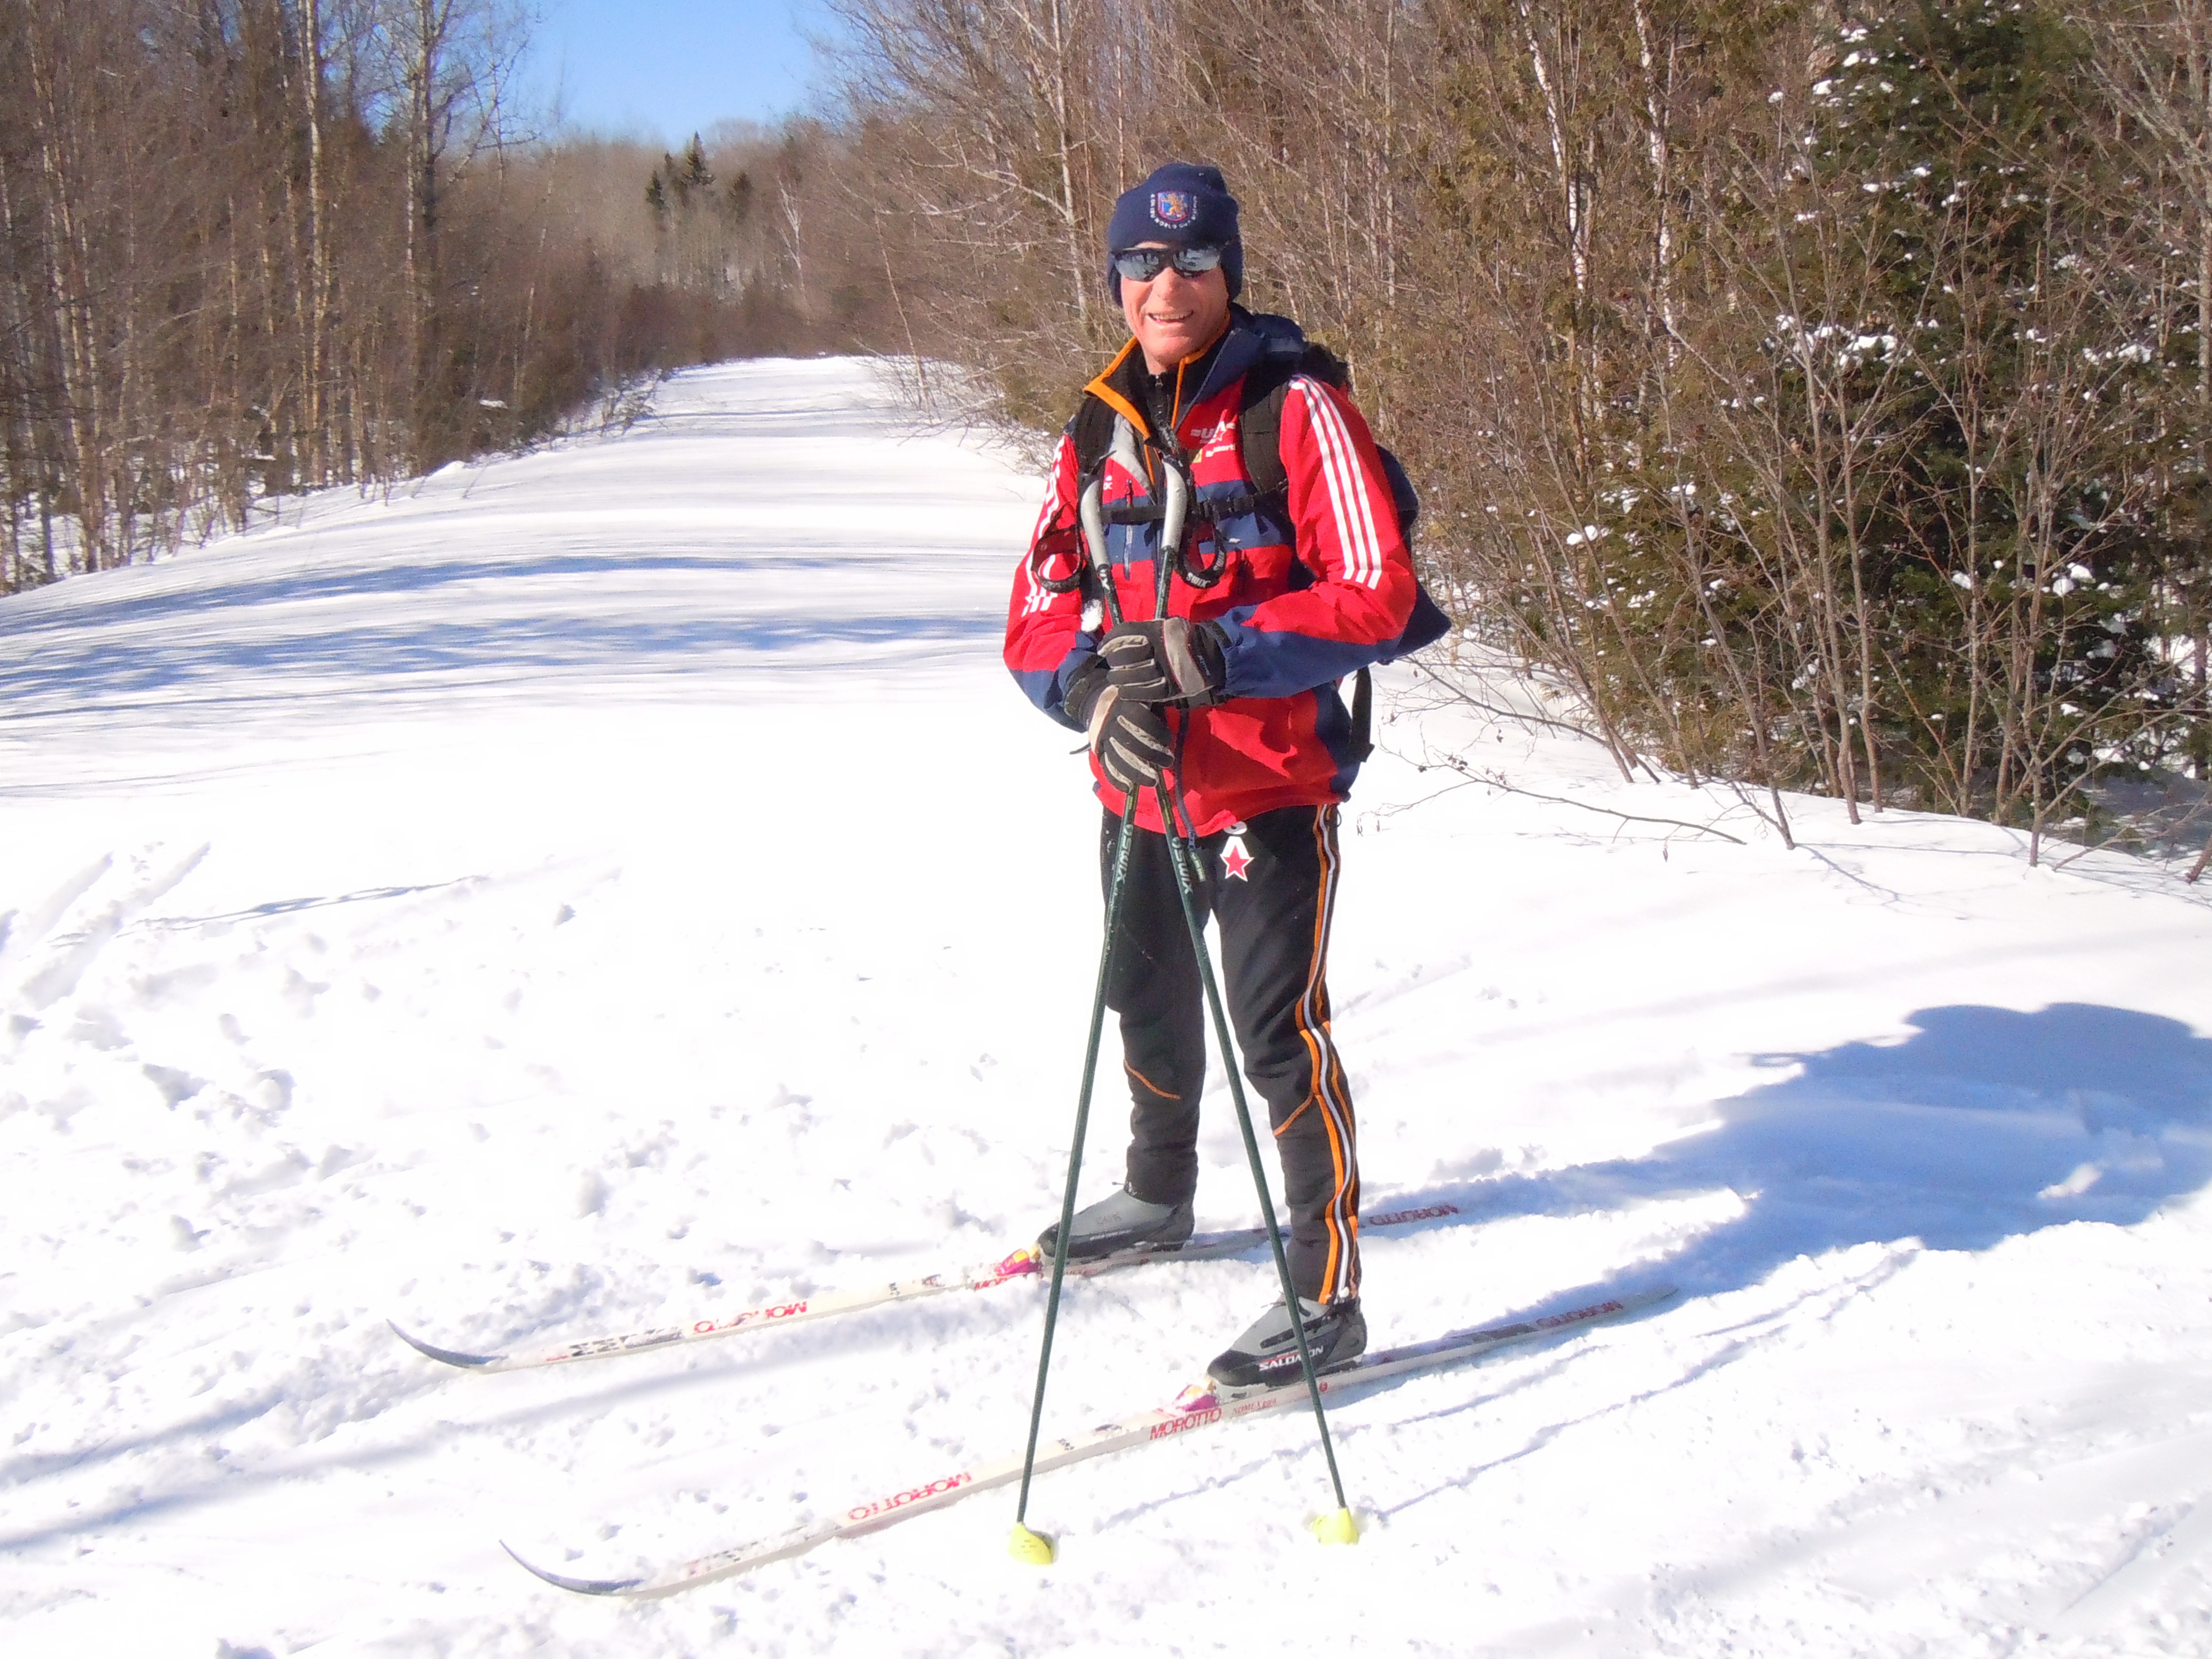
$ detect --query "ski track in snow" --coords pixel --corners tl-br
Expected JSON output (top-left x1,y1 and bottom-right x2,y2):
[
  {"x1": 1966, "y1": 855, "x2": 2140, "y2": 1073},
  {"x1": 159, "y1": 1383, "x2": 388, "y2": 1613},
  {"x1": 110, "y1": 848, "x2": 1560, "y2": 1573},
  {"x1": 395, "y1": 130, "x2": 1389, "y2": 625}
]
[{"x1": 2, "y1": 358, "x2": 2209, "y2": 1657}]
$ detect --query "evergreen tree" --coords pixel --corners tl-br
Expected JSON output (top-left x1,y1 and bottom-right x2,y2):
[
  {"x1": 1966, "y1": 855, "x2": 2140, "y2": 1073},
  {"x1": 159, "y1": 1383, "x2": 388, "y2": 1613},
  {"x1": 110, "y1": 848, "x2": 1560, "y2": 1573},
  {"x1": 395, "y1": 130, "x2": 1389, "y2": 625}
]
[
  {"x1": 680, "y1": 133, "x2": 713, "y2": 190},
  {"x1": 1816, "y1": 2, "x2": 2163, "y2": 829}
]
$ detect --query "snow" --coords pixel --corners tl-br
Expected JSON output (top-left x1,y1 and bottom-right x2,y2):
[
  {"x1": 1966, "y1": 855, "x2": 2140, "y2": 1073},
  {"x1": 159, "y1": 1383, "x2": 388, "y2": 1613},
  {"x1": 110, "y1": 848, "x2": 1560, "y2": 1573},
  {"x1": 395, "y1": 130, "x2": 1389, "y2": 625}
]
[{"x1": 3, "y1": 358, "x2": 2210, "y2": 1657}]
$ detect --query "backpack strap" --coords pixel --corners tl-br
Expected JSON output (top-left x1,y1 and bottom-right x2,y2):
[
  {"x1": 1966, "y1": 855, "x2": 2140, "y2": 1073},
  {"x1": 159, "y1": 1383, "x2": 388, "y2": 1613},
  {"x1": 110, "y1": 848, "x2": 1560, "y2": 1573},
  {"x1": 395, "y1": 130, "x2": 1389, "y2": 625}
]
[
  {"x1": 1069, "y1": 395, "x2": 1118, "y2": 490},
  {"x1": 1348, "y1": 666, "x2": 1375, "y2": 764},
  {"x1": 1071, "y1": 397, "x2": 1180, "y2": 531},
  {"x1": 1207, "y1": 341, "x2": 1342, "y2": 521}
]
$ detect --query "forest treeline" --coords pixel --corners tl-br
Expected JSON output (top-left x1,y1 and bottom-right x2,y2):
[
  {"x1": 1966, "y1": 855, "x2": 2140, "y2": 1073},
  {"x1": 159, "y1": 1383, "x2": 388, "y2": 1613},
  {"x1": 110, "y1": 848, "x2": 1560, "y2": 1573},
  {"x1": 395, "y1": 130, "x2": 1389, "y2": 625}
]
[
  {"x1": 7, "y1": 0, "x2": 2210, "y2": 852},
  {"x1": 0, "y1": 0, "x2": 891, "y2": 584},
  {"x1": 831, "y1": 0, "x2": 2212, "y2": 854}
]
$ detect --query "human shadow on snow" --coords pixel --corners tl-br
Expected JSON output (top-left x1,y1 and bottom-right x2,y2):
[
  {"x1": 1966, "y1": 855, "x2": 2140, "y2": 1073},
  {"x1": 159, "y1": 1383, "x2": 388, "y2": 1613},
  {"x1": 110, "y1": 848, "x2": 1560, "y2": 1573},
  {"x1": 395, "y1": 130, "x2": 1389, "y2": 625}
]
[{"x1": 1392, "y1": 1002, "x2": 2212, "y2": 1309}]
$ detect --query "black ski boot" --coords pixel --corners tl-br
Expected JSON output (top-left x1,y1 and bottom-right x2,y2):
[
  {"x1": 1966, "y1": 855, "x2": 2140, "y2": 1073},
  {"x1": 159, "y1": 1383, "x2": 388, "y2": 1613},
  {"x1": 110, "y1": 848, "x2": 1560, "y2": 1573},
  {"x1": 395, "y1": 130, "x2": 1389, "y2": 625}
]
[
  {"x1": 1206, "y1": 1295, "x2": 1366, "y2": 1391},
  {"x1": 1036, "y1": 1184, "x2": 1195, "y2": 1260}
]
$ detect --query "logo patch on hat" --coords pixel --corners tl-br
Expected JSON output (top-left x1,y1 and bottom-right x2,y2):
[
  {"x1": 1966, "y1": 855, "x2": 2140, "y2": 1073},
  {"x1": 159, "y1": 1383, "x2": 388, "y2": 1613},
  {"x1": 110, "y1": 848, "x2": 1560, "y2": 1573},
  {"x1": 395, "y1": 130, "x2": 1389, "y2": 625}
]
[{"x1": 1151, "y1": 190, "x2": 1196, "y2": 228}]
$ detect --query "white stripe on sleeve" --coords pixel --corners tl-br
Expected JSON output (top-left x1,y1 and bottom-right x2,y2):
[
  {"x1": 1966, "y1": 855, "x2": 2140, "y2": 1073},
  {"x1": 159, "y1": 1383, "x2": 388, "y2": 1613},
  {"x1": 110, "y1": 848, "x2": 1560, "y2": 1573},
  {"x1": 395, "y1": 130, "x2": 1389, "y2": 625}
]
[
  {"x1": 1290, "y1": 378, "x2": 1366, "y2": 586},
  {"x1": 1291, "y1": 377, "x2": 1384, "y2": 588}
]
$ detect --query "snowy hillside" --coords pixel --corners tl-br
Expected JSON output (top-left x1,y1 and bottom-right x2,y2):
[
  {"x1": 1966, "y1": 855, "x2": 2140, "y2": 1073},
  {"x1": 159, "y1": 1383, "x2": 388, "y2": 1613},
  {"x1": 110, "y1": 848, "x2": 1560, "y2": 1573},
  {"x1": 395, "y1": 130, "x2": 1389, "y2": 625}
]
[{"x1": 3, "y1": 360, "x2": 2209, "y2": 1658}]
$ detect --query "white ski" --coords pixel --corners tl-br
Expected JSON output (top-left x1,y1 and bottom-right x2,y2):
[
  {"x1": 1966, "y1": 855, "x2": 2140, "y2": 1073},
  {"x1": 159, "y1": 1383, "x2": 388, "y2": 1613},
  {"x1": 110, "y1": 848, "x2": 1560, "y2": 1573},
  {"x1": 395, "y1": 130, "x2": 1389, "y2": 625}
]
[
  {"x1": 506, "y1": 1284, "x2": 1674, "y2": 1598},
  {"x1": 392, "y1": 1202, "x2": 1464, "y2": 1373}
]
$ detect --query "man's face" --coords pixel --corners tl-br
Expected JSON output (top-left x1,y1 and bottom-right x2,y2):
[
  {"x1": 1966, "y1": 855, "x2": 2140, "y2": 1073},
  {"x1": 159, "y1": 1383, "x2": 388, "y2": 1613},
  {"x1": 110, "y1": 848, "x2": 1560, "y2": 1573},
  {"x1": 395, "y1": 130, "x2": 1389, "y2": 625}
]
[{"x1": 1121, "y1": 243, "x2": 1231, "y2": 376}]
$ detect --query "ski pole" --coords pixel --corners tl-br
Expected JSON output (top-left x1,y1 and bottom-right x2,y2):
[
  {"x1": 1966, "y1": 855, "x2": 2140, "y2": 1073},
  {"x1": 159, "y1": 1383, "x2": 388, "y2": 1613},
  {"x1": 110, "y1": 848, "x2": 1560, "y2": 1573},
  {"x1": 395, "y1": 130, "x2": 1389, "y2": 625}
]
[
  {"x1": 1143, "y1": 443, "x2": 1353, "y2": 1535},
  {"x1": 1009, "y1": 790, "x2": 1139, "y2": 1566},
  {"x1": 1011, "y1": 460, "x2": 1150, "y2": 1565},
  {"x1": 1154, "y1": 778, "x2": 1356, "y2": 1542}
]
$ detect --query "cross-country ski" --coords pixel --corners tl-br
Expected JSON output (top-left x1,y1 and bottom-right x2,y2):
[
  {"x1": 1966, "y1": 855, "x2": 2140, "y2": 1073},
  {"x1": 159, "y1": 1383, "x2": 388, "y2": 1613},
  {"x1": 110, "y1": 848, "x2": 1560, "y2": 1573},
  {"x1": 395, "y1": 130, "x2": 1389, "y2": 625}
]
[
  {"x1": 508, "y1": 1287, "x2": 1675, "y2": 1598},
  {"x1": 390, "y1": 1203, "x2": 1462, "y2": 1373}
]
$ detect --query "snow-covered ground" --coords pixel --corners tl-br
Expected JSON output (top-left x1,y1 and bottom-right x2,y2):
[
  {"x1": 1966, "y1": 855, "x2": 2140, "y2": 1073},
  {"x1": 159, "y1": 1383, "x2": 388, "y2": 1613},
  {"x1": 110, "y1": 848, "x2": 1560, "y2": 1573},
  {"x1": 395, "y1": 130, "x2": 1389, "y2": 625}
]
[{"x1": 3, "y1": 360, "x2": 2209, "y2": 1658}]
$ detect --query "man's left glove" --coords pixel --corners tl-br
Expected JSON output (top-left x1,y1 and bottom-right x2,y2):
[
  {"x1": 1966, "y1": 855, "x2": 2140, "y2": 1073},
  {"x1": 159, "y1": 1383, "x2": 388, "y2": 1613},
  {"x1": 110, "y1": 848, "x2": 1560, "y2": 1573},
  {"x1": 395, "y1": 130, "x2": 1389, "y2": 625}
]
[
  {"x1": 1095, "y1": 619, "x2": 1228, "y2": 708},
  {"x1": 1065, "y1": 654, "x2": 1177, "y2": 793}
]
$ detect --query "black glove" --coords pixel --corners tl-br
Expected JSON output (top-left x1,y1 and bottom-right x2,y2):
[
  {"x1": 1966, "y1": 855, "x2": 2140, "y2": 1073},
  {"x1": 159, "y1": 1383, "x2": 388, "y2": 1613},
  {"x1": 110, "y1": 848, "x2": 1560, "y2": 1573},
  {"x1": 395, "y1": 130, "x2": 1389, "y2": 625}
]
[
  {"x1": 1095, "y1": 619, "x2": 1228, "y2": 707},
  {"x1": 1065, "y1": 654, "x2": 1177, "y2": 792}
]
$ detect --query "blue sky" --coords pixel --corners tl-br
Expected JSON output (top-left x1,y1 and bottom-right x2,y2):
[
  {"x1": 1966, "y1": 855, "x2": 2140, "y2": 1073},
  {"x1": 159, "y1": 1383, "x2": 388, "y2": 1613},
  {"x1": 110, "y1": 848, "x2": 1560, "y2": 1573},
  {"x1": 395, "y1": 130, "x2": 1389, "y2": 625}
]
[{"x1": 526, "y1": 1, "x2": 842, "y2": 144}]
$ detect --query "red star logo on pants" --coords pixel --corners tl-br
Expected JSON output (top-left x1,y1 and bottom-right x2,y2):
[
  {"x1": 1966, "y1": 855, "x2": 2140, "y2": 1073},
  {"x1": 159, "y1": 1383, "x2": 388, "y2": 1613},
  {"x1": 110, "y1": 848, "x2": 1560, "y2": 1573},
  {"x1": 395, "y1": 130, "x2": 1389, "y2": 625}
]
[{"x1": 1221, "y1": 836, "x2": 1253, "y2": 881}]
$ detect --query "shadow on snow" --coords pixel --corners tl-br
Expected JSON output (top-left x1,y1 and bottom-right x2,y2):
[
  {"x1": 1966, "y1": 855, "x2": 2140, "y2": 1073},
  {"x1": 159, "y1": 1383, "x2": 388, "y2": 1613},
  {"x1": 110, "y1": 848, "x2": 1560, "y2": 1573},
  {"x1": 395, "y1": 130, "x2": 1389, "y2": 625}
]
[
  {"x1": 0, "y1": 549, "x2": 887, "y2": 641},
  {"x1": 1397, "y1": 1001, "x2": 2212, "y2": 1306},
  {"x1": 0, "y1": 611, "x2": 999, "y2": 717}
]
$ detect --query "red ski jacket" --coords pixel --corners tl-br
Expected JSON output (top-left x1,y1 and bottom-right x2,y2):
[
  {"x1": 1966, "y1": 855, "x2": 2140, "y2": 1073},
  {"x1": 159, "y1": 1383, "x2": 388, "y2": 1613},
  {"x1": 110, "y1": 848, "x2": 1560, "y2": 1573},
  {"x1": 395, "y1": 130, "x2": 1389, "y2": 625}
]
[{"x1": 1005, "y1": 312, "x2": 1426, "y2": 837}]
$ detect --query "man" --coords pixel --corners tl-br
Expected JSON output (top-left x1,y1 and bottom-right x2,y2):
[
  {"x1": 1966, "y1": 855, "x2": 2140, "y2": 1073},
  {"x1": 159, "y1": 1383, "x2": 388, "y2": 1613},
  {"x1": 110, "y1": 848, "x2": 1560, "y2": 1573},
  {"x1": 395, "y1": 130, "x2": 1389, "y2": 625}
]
[{"x1": 1003, "y1": 162, "x2": 1439, "y2": 1389}]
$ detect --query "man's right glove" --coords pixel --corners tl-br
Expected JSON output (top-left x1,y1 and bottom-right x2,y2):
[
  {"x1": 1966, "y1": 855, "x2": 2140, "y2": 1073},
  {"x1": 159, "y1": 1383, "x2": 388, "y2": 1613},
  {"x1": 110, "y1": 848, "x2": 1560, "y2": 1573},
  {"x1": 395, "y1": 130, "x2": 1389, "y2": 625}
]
[{"x1": 1065, "y1": 653, "x2": 1176, "y2": 792}]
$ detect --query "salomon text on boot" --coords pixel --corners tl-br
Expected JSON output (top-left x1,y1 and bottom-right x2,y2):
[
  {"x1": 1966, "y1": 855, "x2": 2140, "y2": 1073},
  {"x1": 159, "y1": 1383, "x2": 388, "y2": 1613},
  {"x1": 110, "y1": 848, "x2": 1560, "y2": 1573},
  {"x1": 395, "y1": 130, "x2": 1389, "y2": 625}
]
[{"x1": 1206, "y1": 1295, "x2": 1366, "y2": 1391}]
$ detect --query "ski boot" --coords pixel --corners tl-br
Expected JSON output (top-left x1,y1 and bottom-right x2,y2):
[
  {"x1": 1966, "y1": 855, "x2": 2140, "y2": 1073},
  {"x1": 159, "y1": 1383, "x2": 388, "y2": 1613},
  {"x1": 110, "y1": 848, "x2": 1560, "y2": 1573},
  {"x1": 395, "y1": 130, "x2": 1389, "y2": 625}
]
[
  {"x1": 1206, "y1": 1295, "x2": 1366, "y2": 1392},
  {"x1": 1035, "y1": 1184, "x2": 1194, "y2": 1261}
]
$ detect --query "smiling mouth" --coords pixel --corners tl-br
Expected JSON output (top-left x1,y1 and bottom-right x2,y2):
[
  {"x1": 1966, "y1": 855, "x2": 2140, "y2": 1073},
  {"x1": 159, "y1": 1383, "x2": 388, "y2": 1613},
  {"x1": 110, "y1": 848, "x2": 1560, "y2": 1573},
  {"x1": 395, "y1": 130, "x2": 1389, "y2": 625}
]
[{"x1": 1145, "y1": 308, "x2": 1197, "y2": 326}]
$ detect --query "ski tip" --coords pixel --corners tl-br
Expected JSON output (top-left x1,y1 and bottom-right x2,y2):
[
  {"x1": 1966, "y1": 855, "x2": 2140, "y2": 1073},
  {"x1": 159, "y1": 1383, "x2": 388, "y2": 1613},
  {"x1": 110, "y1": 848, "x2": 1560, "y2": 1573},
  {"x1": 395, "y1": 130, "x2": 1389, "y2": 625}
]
[
  {"x1": 387, "y1": 1320, "x2": 504, "y2": 1370},
  {"x1": 1007, "y1": 1522, "x2": 1056, "y2": 1566},
  {"x1": 502, "y1": 1540, "x2": 645, "y2": 1596},
  {"x1": 1311, "y1": 1507, "x2": 1359, "y2": 1546}
]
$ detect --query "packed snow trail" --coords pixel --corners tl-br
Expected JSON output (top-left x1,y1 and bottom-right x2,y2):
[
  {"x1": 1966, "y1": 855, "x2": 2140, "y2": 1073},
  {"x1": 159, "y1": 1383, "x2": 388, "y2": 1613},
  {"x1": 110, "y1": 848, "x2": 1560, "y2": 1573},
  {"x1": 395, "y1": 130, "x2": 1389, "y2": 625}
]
[{"x1": 2, "y1": 360, "x2": 2209, "y2": 1657}]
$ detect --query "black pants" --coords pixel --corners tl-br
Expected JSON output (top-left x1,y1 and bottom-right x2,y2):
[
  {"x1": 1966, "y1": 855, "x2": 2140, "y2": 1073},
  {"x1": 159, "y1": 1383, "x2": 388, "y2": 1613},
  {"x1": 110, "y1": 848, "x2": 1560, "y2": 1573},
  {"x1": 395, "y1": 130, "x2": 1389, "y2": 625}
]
[{"x1": 1099, "y1": 804, "x2": 1361, "y2": 1304}]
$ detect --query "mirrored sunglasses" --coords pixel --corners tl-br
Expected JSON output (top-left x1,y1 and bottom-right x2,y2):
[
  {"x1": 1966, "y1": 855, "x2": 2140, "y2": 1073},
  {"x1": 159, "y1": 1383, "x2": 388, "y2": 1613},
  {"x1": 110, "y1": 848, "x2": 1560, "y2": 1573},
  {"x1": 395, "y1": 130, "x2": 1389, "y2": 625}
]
[{"x1": 1111, "y1": 244, "x2": 1226, "y2": 284}]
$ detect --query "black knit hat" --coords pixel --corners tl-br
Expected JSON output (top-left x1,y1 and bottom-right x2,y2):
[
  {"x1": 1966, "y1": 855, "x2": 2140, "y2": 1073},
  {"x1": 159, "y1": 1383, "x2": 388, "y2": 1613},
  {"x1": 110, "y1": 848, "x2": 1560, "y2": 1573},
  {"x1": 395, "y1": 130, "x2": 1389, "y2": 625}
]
[{"x1": 1105, "y1": 163, "x2": 1242, "y2": 303}]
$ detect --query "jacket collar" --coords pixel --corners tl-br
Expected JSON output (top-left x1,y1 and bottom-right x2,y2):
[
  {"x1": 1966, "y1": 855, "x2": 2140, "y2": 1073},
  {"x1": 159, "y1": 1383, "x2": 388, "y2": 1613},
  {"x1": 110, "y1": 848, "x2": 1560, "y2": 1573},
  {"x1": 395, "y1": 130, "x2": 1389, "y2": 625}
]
[{"x1": 1082, "y1": 308, "x2": 1305, "y2": 445}]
